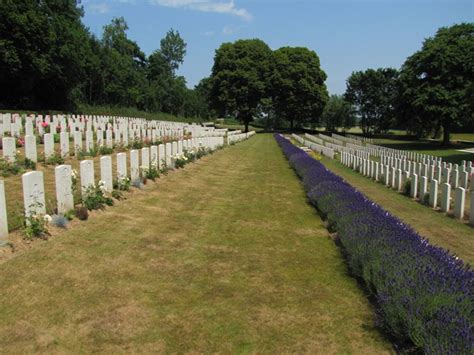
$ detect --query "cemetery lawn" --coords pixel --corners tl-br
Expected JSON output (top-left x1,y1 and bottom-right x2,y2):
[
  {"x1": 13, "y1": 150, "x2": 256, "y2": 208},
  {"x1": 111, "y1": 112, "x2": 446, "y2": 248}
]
[
  {"x1": 0, "y1": 134, "x2": 392, "y2": 353},
  {"x1": 321, "y1": 157, "x2": 474, "y2": 264}
]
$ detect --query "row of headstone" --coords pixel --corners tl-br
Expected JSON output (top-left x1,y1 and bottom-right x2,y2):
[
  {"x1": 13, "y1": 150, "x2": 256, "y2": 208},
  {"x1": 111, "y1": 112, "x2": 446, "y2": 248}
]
[
  {"x1": 340, "y1": 152, "x2": 474, "y2": 225},
  {"x1": 0, "y1": 132, "x2": 255, "y2": 240},
  {"x1": 292, "y1": 134, "x2": 335, "y2": 159}
]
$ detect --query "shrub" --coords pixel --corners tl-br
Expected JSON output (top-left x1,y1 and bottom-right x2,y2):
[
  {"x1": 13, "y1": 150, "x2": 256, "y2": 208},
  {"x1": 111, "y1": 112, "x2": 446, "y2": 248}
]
[
  {"x1": 51, "y1": 214, "x2": 69, "y2": 228},
  {"x1": 274, "y1": 134, "x2": 473, "y2": 354},
  {"x1": 75, "y1": 206, "x2": 89, "y2": 220},
  {"x1": 82, "y1": 182, "x2": 114, "y2": 210},
  {"x1": 99, "y1": 146, "x2": 114, "y2": 155},
  {"x1": 24, "y1": 213, "x2": 50, "y2": 240},
  {"x1": 144, "y1": 165, "x2": 159, "y2": 181},
  {"x1": 45, "y1": 153, "x2": 64, "y2": 165},
  {"x1": 114, "y1": 176, "x2": 131, "y2": 191},
  {"x1": 402, "y1": 179, "x2": 411, "y2": 196}
]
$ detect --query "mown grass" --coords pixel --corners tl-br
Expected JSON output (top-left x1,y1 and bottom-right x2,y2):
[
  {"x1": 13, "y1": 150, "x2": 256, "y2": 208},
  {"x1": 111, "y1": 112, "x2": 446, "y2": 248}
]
[
  {"x1": 375, "y1": 138, "x2": 473, "y2": 164},
  {"x1": 0, "y1": 134, "x2": 392, "y2": 353},
  {"x1": 321, "y1": 157, "x2": 474, "y2": 264}
]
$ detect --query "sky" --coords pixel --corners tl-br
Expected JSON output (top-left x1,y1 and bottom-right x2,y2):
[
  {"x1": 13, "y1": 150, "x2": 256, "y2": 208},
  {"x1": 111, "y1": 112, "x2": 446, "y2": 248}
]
[{"x1": 81, "y1": 0, "x2": 473, "y2": 95}]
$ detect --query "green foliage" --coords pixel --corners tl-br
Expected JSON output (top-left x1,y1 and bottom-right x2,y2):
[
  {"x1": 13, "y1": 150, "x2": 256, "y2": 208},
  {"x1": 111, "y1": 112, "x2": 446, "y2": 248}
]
[
  {"x1": 82, "y1": 183, "x2": 114, "y2": 211},
  {"x1": 160, "y1": 28, "x2": 187, "y2": 74},
  {"x1": 403, "y1": 179, "x2": 412, "y2": 196},
  {"x1": 24, "y1": 214, "x2": 50, "y2": 240},
  {"x1": 113, "y1": 177, "x2": 131, "y2": 191},
  {"x1": 345, "y1": 68, "x2": 398, "y2": 134},
  {"x1": 397, "y1": 23, "x2": 474, "y2": 145},
  {"x1": 271, "y1": 47, "x2": 328, "y2": 129},
  {"x1": 144, "y1": 166, "x2": 160, "y2": 181},
  {"x1": 98, "y1": 146, "x2": 114, "y2": 155},
  {"x1": 321, "y1": 95, "x2": 356, "y2": 132},
  {"x1": 210, "y1": 39, "x2": 273, "y2": 132},
  {"x1": 45, "y1": 153, "x2": 65, "y2": 166}
]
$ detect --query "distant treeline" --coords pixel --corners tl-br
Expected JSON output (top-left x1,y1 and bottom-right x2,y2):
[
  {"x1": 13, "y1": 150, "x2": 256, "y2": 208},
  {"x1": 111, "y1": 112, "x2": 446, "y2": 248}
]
[
  {"x1": 0, "y1": 1, "x2": 211, "y2": 118},
  {"x1": 0, "y1": 1, "x2": 472, "y2": 140}
]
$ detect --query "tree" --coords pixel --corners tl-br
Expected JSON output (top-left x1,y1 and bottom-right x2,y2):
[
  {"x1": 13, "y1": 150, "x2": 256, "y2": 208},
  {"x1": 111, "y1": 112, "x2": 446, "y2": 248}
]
[
  {"x1": 210, "y1": 39, "x2": 273, "y2": 132},
  {"x1": 160, "y1": 29, "x2": 187, "y2": 74},
  {"x1": 0, "y1": 0, "x2": 91, "y2": 109},
  {"x1": 344, "y1": 68, "x2": 398, "y2": 135},
  {"x1": 397, "y1": 23, "x2": 474, "y2": 145},
  {"x1": 321, "y1": 95, "x2": 356, "y2": 132},
  {"x1": 271, "y1": 47, "x2": 328, "y2": 129}
]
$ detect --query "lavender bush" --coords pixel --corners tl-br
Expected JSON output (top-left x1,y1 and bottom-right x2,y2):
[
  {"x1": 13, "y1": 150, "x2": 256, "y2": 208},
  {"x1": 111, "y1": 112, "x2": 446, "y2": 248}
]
[{"x1": 275, "y1": 134, "x2": 473, "y2": 353}]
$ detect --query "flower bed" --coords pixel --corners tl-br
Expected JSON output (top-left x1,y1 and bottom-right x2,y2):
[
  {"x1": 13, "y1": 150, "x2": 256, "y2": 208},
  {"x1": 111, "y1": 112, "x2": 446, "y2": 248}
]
[{"x1": 274, "y1": 134, "x2": 473, "y2": 353}]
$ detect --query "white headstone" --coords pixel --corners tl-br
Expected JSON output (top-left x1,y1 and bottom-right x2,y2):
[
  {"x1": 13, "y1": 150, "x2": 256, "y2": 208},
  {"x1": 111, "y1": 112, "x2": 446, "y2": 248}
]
[
  {"x1": 150, "y1": 145, "x2": 158, "y2": 169},
  {"x1": 55, "y1": 165, "x2": 74, "y2": 214},
  {"x1": 117, "y1": 152, "x2": 128, "y2": 179},
  {"x1": 22, "y1": 171, "x2": 46, "y2": 218},
  {"x1": 60, "y1": 131, "x2": 69, "y2": 158},
  {"x1": 158, "y1": 144, "x2": 165, "y2": 170},
  {"x1": 100, "y1": 156, "x2": 113, "y2": 193},
  {"x1": 141, "y1": 147, "x2": 150, "y2": 169},
  {"x1": 130, "y1": 150, "x2": 140, "y2": 181},
  {"x1": 43, "y1": 133, "x2": 54, "y2": 160},
  {"x1": 0, "y1": 180, "x2": 8, "y2": 239},
  {"x1": 2, "y1": 137, "x2": 16, "y2": 162},
  {"x1": 85, "y1": 130, "x2": 94, "y2": 152},
  {"x1": 411, "y1": 174, "x2": 418, "y2": 198},
  {"x1": 429, "y1": 179, "x2": 438, "y2": 208},
  {"x1": 165, "y1": 143, "x2": 172, "y2": 168},
  {"x1": 453, "y1": 187, "x2": 466, "y2": 220},
  {"x1": 106, "y1": 130, "x2": 113, "y2": 148},
  {"x1": 24, "y1": 135, "x2": 37, "y2": 163},
  {"x1": 440, "y1": 183, "x2": 451, "y2": 212},
  {"x1": 470, "y1": 192, "x2": 474, "y2": 226},
  {"x1": 74, "y1": 131, "x2": 82, "y2": 156},
  {"x1": 80, "y1": 160, "x2": 95, "y2": 197}
]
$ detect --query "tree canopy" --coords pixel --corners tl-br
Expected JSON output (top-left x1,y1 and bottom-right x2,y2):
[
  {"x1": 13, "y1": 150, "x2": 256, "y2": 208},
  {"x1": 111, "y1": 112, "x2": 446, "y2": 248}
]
[
  {"x1": 210, "y1": 39, "x2": 273, "y2": 132},
  {"x1": 397, "y1": 23, "x2": 474, "y2": 144},
  {"x1": 271, "y1": 47, "x2": 328, "y2": 129},
  {"x1": 321, "y1": 95, "x2": 356, "y2": 132},
  {"x1": 344, "y1": 68, "x2": 398, "y2": 135}
]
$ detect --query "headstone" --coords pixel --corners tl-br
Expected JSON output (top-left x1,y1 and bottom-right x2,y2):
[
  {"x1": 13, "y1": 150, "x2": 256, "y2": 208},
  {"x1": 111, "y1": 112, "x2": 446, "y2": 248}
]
[
  {"x1": 97, "y1": 129, "x2": 104, "y2": 147},
  {"x1": 85, "y1": 130, "x2": 94, "y2": 152},
  {"x1": 470, "y1": 192, "x2": 474, "y2": 226},
  {"x1": 385, "y1": 165, "x2": 390, "y2": 186},
  {"x1": 0, "y1": 180, "x2": 8, "y2": 239},
  {"x1": 130, "y1": 150, "x2": 140, "y2": 181},
  {"x1": 43, "y1": 133, "x2": 54, "y2": 159},
  {"x1": 117, "y1": 152, "x2": 128, "y2": 179},
  {"x1": 420, "y1": 176, "x2": 428, "y2": 200},
  {"x1": 2, "y1": 137, "x2": 16, "y2": 162},
  {"x1": 440, "y1": 183, "x2": 451, "y2": 212},
  {"x1": 106, "y1": 130, "x2": 113, "y2": 148},
  {"x1": 24, "y1": 135, "x2": 37, "y2": 163},
  {"x1": 460, "y1": 171, "x2": 469, "y2": 189},
  {"x1": 55, "y1": 165, "x2": 74, "y2": 214},
  {"x1": 22, "y1": 171, "x2": 46, "y2": 218},
  {"x1": 150, "y1": 145, "x2": 158, "y2": 169},
  {"x1": 60, "y1": 131, "x2": 69, "y2": 158},
  {"x1": 80, "y1": 160, "x2": 95, "y2": 197},
  {"x1": 74, "y1": 131, "x2": 82, "y2": 156},
  {"x1": 411, "y1": 174, "x2": 418, "y2": 198},
  {"x1": 453, "y1": 187, "x2": 466, "y2": 220},
  {"x1": 141, "y1": 147, "x2": 150, "y2": 170},
  {"x1": 100, "y1": 156, "x2": 113, "y2": 192},
  {"x1": 158, "y1": 144, "x2": 165, "y2": 170},
  {"x1": 165, "y1": 143, "x2": 172, "y2": 168},
  {"x1": 429, "y1": 179, "x2": 438, "y2": 208}
]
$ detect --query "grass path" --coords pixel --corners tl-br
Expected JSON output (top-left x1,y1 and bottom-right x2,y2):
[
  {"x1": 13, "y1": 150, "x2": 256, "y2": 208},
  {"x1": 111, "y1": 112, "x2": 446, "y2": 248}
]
[
  {"x1": 0, "y1": 134, "x2": 391, "y2": 353},
  {"x1": 321, "y1": 157, "x2": 474, "y2": 264}
]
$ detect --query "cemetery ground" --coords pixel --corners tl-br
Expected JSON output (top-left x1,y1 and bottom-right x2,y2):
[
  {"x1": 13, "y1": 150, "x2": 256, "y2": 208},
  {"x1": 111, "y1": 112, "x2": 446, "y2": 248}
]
[
  {"x1": 0, "y1": 134, "x2": 392, "y2": 353},
  {"x1": 320, "y1": 156, "x2": 474, "y2": 264}
]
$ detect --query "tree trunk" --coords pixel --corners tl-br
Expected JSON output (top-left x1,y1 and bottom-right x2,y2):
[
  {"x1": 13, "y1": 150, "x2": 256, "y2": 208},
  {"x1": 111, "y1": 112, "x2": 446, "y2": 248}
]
[
  {"x1": 290, "y1": 118, "x2": 294, "y2": 131},
  {"x1": 244, "y1": 121, "x2": 249, "y2": 133},
  {"x1": 442, "y1": 125, "x2": 451, "y2": 146}
]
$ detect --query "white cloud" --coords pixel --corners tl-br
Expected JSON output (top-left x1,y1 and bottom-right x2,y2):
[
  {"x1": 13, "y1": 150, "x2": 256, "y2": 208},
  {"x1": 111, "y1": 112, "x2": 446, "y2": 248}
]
[
  {"x1": 200, "y1": 30, "x2": 215, "y2": 36},
  {"x1": 87, "y1": 3, "x2": 111, "y2": 14},
  {"x1": 150, "y1": 0, "x2": 252, "y2": 21},
  {"x1": 222, "y1": 25, "x2": 237, "y2": 35}
]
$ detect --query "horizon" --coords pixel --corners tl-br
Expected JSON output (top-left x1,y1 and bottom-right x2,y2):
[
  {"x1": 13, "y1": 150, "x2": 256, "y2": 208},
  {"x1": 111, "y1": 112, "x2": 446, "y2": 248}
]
[{"x1": 82, "y1": 0, "x2": 473, "y2": 94}]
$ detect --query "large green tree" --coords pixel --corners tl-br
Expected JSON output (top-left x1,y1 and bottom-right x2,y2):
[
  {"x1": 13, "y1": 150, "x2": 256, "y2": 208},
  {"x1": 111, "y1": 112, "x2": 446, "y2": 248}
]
[
  {"x1": 397, "y1": 23, "x2": 474, "y2": 145},
  {"x1": 345, "y1": 68, "x2": 398, "y2": 134},
  {"x1": 160, "y1": 29, "x2": 187, "y2": 74},
  {"x1": 0, "y1": 0, "x2": 91, "y2": 109},
  {"x1": 210, "y1": 39, "x2": 273, "y2": 132},
  {"x1": 271, "y1": 47, "x2": 328, "y2": 129},
  {"x1": 321, "y1": 94, "x2": 356, "y2": 132}
]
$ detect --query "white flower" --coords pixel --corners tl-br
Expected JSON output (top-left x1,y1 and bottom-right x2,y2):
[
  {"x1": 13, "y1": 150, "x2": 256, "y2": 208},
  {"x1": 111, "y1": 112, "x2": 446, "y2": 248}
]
[{"x1": 43, "y1": 214, "x2": 52, "y2": 223}]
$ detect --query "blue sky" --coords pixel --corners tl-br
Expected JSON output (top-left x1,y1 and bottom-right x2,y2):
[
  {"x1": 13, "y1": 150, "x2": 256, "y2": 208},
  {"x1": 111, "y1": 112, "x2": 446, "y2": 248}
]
[{"x1": 81, "y1": 0, "x2": 473, "y2": 94}]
